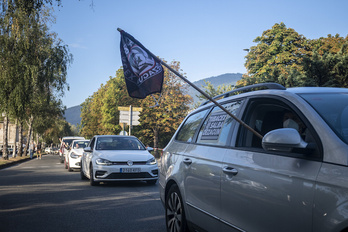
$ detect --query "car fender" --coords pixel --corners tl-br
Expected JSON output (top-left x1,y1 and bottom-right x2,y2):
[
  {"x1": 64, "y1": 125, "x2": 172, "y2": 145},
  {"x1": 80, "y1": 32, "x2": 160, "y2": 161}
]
[
  {"x1": 314, "y1": 162, "x2": 348, "y2": 232},
  {"x1": 313, "y1": 201, "x2": 348, "y2": 232}
]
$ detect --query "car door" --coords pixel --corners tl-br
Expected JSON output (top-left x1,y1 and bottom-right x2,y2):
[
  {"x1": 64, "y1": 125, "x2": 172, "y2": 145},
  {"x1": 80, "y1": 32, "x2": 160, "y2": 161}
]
[
  {"x1": 182, "y1": 101, "x2": 242, "y2": 231},
  {"x1": 220, "y1": 97, "x2": 322, "y2": 232}
]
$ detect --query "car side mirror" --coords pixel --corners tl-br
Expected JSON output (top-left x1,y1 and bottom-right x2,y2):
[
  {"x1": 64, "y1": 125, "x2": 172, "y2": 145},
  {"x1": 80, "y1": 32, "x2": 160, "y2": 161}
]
[
  {"x1": 262, "y1": 128, "x2": 308, "y2": 153},
  {"x1": 84, "y1": 147, "x2": 92, "y2": 153}
]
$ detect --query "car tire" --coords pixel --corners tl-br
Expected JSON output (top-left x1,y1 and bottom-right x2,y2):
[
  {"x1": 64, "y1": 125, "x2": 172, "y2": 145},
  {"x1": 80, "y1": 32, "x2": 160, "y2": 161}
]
[
  {"x1": 80, "y1": 161, "x2": 88, "y2": 180},
  {"x1": 165, "y1": 184, "x2": 188, "y2": 232},
  {"x1": 89, "y1": 164, "x2": 99, "y2": 186},
  {"x1": 68, "y1": 161, "x2": 73, "y2": 172},
  {"x1": 146, "y1": 179, "x2": 157, "y2": 185}
]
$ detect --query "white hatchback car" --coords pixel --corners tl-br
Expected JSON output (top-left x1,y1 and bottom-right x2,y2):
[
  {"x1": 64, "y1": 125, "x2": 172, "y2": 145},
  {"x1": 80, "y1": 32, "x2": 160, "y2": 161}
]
[
  {"x1": 80, "y1": 135, "x2": 158, "y2": 186},
  {"x1": 65, "y1": 140, "x2": 90, "y2": 171}
]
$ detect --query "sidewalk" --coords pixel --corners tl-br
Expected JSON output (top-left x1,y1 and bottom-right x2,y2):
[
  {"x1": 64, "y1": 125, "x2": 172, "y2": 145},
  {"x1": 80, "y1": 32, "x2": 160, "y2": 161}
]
[{"x1": 0, "y1": 153, "x2": 41, "y2": 170}]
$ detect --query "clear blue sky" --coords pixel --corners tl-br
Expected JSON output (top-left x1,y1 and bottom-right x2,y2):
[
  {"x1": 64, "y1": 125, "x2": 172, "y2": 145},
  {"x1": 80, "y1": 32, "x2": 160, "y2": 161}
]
[{"x1": 50, "y1": 0, "x2": 348, "y2": 108}]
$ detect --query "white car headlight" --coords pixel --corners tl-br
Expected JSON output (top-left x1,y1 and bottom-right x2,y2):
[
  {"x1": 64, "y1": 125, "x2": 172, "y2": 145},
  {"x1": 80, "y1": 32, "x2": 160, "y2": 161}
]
[
  {"x1": 146, "y1": 157, "x2": 157, "y2": 165},
  {"x1": 96, "y1": 158, "x2": 112, "y2": 165},
  {"x1": 70, "y1": 152, "x2": 80, "y2": 159}
]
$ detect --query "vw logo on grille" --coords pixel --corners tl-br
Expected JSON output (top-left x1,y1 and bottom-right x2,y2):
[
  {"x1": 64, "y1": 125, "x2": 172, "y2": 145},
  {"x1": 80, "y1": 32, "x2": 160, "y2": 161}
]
[{"x1": 127, "y1": 160, "x2": 133, "y2": 166}]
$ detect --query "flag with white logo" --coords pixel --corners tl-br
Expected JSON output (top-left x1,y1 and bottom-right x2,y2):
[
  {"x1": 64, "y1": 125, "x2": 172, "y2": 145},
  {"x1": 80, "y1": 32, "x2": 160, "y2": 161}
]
[{"x1": 119, "y1": 29, "x2": 164, "y2": 99}]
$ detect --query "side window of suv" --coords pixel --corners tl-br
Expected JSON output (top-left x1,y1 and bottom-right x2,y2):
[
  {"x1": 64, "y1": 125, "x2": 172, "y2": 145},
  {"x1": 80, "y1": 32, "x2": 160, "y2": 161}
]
[
  {"x1": 237, "y1": 98, "x2": 321, "y2": 159},
  {"x1": 196, "y1": 100, "x2": 243, "y2": 146},
  {"x1": 176, "y1": 109, "x2": 209, "y2": 143}
]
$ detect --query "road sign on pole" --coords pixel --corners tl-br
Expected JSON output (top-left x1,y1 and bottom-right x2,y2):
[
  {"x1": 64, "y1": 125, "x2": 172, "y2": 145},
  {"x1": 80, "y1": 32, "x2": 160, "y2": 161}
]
[{"x1": 118, "y1": 106, "x2": 142, "y2": 135}]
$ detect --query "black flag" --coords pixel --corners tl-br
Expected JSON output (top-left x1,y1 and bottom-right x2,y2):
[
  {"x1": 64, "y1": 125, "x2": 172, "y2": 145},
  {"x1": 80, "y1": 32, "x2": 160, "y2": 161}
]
[{"x1": 119, "y1": 29, "x2": 164, "y2": 99}]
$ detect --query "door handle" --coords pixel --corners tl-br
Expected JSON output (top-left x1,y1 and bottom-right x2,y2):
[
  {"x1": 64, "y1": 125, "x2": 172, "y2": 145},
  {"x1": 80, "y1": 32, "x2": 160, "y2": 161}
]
[
  {"x1": 183, "y1": 158, "x2": 192, "y2": 165},
  {"x1": 223, "y1": 167, "x2": 238, "y2": 175}
]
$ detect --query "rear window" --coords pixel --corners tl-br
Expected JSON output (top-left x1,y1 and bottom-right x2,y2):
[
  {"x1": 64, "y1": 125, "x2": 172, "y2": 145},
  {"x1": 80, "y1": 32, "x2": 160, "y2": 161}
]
[
  {"x1": 299, "y1": 92, "x2": 348, "y2": 144},
  {"x1": 176, "y1": 109, "x2": 209, "y2": 142}
]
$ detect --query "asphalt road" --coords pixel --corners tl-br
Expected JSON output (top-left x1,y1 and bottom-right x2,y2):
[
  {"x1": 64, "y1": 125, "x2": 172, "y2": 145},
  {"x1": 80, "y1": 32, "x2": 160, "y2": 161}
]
[{"x1": 0, "y1": 154, "x2": 166, "y2": 232}]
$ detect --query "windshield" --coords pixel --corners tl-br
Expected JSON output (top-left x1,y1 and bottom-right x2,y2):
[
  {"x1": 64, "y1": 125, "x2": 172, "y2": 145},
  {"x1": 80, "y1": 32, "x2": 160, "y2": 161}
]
[
  {"x1": 299, "y1": 92, "x2": 348, "y2": 144},
  {"x1": 73, "y1": 141, "x2": 89, "y2": 149},
  {"x1": 63, "y1": 139, "x2": 75, "y2": 148},
  {"x1": 96, "y1": 137, "x2": 146, "y2": 150}
]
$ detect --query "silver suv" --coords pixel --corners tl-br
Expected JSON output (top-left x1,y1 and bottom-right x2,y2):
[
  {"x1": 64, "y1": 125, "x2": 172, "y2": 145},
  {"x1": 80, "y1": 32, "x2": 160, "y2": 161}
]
[{"x1": 159, "y1": 83, "x2": 348, "y2": 232}]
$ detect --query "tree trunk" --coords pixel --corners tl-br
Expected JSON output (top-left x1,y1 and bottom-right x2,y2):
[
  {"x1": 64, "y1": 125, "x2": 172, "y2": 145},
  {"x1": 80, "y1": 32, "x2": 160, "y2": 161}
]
[
  {"x1": 24, "y1": 116, "x2": 33, "y2": 156},
  {"x1": 153, "y1": 128, "x2": 159, "y2": 158},
  {"x1": 12, "y1": 120, "x2": 17, "y2": 158},
  {"x1": 2, "y1": 115, "x2": 9, "y2": 160},
  {"x1": 18, "y1": 121, "x2": 23, "y2": 157}
]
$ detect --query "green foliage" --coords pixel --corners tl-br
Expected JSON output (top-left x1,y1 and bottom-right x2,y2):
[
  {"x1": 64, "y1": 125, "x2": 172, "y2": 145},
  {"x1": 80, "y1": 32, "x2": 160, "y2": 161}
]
[
  {"x1": 80, "y1": 69, "x2": 141, "y2": 138},
  {"x1": 194, "y1": 80, "x2": 234, "y2": 108},
  {"x1": 0, "y1": 0, "x2": 71, "y2": 153},
  {"x1": 238, "y1": 22, "x2": 348, "y2": 89},
  {"x1": 80, "y1": 61, "x2": 192, "y2": 148},
  {"x1": 135, "y1": 60, "x2": 192, "y2": 148}
]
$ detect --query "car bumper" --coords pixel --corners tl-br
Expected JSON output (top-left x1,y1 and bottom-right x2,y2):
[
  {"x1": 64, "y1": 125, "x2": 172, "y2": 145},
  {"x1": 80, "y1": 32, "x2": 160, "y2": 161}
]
[
  {"x1": 93, "y1": 164, "x2": 159, "y2": 182},
  {"x1": 69, "y1": 157, "x2": 82, "y2": 169}
]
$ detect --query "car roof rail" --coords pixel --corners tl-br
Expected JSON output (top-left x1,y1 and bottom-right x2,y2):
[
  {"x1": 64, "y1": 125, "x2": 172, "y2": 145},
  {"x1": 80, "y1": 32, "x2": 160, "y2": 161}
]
[{"x1": 199, "y1": 82, "x2": 286, "y2": 106}]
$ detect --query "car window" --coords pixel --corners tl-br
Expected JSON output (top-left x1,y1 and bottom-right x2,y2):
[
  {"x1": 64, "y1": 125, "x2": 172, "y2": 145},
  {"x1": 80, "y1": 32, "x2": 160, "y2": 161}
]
[
  {"x1": 74, "y1": 141, "x2": 89, "y2": 149},
  {"x1": 196, "y1": 100, "x2": 243, "y2": 146},
  {"x1": 89, "y1": 137, "x2": 96, "y2": 150},
  {"x1": 176, "y1": 109, "x2": 209, "y2": 142},
  {"x1": 299, "y1": 92, "x2": 348, "y2": 144},
  {"x1": 237, "y1": 98, "x2": 321, "y2": 158}
]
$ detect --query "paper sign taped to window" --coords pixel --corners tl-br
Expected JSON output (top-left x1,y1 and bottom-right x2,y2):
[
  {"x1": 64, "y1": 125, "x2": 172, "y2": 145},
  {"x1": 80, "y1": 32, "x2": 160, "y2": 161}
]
[{"x1": 201, "y1": 112, "x2": 227, "y2": 140}]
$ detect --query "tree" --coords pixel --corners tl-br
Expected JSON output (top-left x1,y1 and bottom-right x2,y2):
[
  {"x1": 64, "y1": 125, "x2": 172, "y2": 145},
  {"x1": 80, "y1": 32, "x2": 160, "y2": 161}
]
[
  {"x1": 238, "y1": 23, "x2": 348, "y2": 89},
  {"x1": 101, "y1": 70, "x2": 140, "y2": 134},
  {"x1": 80, "y1": 61, "x2": 192, "y2": 151},
  {"x1": 136, "y1": 60, "x2": 192, "y2": 151},
  {"x1": 238, "y1": 22, "x2": 310, "y2": 87},
  {"x1": 0, "y1": 0, "x2": 71, "y2": 158},
  {"x1": 194, "y1": 80, "x2": 234, "y2": 108},
  {"x1": 80, "y1": 69, "x2": 141, "y2": 138}
]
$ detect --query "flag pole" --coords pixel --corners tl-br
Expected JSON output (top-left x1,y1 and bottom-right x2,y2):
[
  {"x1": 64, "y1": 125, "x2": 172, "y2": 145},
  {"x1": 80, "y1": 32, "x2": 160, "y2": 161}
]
[{"x1": 117, "y1": 28, "x2": 263, "y2": 140}]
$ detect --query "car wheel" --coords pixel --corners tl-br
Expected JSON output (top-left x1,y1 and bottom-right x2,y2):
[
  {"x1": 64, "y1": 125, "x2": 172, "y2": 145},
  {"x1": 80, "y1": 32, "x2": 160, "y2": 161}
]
[
  {"x1": 80, "y1": 161, "x2": 88, "y2": 180},
  {"x1": 166, "y1": 184, "x2": 188, "y2": 232},
  {"x1": 146, "y1": 179, "x2": 157, "y2": 185},
  {"x1": 89, "y1": 164, "x2": 99, "y2": 186},
  {"x1": 64, "y1": 159, "x2": 68, "y2": 169},
  {"x1": 68, "y1": 161, "x2": 73, "y2": 172}
]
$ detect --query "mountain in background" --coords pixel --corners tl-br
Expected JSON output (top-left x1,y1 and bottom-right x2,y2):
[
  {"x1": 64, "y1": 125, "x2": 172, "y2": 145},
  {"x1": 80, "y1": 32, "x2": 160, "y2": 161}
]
[
  {"x1": 64, "y1": 105, "x2": 82, "y2": 126},
  {"x1": 64, "y1": 73, "x2": 243, "y2": 126},
  {"x1": 187, "y1": 73, "x2": 243, "y2": 105}
]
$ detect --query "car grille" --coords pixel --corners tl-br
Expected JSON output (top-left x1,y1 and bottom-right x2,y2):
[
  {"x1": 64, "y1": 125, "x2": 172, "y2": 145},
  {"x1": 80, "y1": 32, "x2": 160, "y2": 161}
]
[
  {"x1": 105, "y1": 172, "x2": 153, "y2": 179},
  {"x1": 110, "y1": 161, "x2": 147, "y2": 165}
]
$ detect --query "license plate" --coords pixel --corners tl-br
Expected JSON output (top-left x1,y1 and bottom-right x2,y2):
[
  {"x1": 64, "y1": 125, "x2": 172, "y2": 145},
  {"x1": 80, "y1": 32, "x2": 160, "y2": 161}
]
[{"x1": 120, "y1": 168, "x2": 141, "y2": 173}]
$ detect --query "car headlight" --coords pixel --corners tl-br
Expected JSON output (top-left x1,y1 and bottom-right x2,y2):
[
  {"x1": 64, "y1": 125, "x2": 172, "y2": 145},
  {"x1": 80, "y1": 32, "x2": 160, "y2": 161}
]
[
  {"x1": 146, "y1": 157, "x2": 157, "y2": 165},
  {"x1": 70, "y1": 152, "x2": 80, "y2": 159},
  {"x1": 96, "y1": 158, "x2": 112, "y2": 165}
]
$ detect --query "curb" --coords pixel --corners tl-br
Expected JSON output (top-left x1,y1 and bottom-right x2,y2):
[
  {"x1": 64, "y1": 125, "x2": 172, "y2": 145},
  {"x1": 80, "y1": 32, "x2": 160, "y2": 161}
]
[
  {"x1": 0, "y1": 153, "x2": 49, "y2": 170},
  {"x1": 0, "y1": 156, "x2": 32, "y2": 170}
]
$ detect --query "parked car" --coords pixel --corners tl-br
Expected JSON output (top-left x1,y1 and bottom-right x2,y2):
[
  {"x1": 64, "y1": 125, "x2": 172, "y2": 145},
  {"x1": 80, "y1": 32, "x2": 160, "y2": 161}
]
[
  {"x1": 59, "y1": 136, "x2": 85, "y2": 164},
  {"x1": 51, "y1": 147, "x2": 59, "y2": 155},
  {"x1": 44, "y1": 147, "x2": 51, "y2": 153},
  {"x1": 81, "y1": 135, "x2": 158, "y2": 186},
  {"x1": 65, "y1": 139, "x2": 90, "y2": 171},
  {"x1": 159, "y1": 83, "x2": 348, "y2": 232}
]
